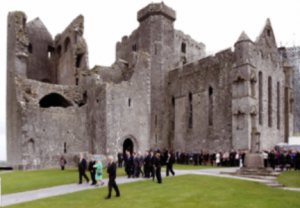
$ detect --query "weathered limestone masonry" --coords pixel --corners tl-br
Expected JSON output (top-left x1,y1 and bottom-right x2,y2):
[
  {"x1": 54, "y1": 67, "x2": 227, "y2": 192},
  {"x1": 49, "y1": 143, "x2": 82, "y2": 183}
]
[{"x1": 6, "y1": 3, "x2": 296, "y2": 170}]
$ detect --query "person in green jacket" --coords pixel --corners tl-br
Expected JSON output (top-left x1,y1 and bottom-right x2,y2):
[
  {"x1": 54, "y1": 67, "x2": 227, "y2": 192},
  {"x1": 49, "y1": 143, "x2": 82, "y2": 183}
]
[{"x1": 93, "y1": 157, "x2": 104, "y2": 187}]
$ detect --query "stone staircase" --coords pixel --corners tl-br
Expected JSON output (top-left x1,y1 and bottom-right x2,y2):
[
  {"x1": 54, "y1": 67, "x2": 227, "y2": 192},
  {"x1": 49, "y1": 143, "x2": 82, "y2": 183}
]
[{"x1": 220, "y1": 168, "x2": 284, "y2": 188}]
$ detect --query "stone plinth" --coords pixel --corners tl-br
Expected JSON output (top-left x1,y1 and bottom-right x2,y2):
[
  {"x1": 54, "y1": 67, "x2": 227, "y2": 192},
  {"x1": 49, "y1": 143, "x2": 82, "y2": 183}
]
[{"x1": 243, "y1": 153, "x2": 264, "y2": 168}]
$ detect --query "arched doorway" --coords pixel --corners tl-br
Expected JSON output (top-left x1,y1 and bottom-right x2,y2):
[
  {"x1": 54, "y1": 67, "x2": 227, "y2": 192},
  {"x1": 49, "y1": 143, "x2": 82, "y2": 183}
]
[{"x1": 123, "y1": 138, "x2": 134, "y2": 155}]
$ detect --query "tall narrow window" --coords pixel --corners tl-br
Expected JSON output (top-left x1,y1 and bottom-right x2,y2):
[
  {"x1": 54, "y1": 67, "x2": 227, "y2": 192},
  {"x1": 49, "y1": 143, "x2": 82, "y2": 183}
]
[
  {"x1": 155, "y1": 115, "x2": 158, "y2": 127},
  {"x1": 172, "y1": 96, "x2": 175, "y2": 131},
  {"x1": 209, "y1": 87, "x2": 213, "y2": 126},
  {"x1": 259, "y1": 72, "x2": 263, "y2": 125},
  {"x1": 277, "y1": 82, "x2": 280, "y2": 129},
  {"x1": 128, "y1": 98, "x2": 131, "y2": 107},
  {"x1": 28, "y1": 43, "x2": 32, "y2": 54},
  {"x1": 155, "y1": 44, "x2": 157, "y2": 55},
  {"x1": 268, "y1": 76, "x2": 272, "y2": 127},
  {"x1": 76, "y1": 78, "x2": 79, "y2": 86},
  {"x1": 250, "y1": 78, "x2": 256, "y2": 97},
  {"x1": 181, "y1": 42, "x2": 186, "y2": 53},
  {"x1": 155, "y1": 134, "x2": 158, "y2": 143},
  {"x1": 76, "y1": 54, "x2": 83, "y2": 68},
  {"x1": 64, "y1": 142, "x2": 67, "y2": 153},
  {"x1": 188, "y1": 92, "x2": 193, "y2": 129}
]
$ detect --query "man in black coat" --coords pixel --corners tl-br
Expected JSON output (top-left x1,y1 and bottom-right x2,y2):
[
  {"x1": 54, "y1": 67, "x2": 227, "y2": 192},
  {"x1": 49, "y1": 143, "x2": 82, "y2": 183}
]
[
  {"x1": 105, "y1": 156, "x2": 120, "y2": 199},
  {"x1": 181, "y1": 152, "x2": 185, "y2": 164},
  {"x1": 294, "y1": 150, "x2": 300, "y2": 171},
  {"x1": 149, "y1": 151, "x2": 156, "y2": 179},
  {"x1": 166, "y1": 152, "x2": 175, "y2": 176},
  {"x1": 78, "y1": 154, "x2": 89, "y2": 184},
  {"x1": 143, "y1": 151, "x2": 150, "y2": 178},
  {"x1": 117, "y1": 151, "x2": 123, "y2": 168},
  {"x1": 88, "y1": 156, "x2": 96, "y2": 185},
  {"x1": 229, "y1": 150, "x2": 236, "y2": 167},
  {"x1": 193, "y1": 152, "x2": 198, "y2": 165},
  {"x1": 124, "y1": 152, "x2": 132, "y2": 178}
]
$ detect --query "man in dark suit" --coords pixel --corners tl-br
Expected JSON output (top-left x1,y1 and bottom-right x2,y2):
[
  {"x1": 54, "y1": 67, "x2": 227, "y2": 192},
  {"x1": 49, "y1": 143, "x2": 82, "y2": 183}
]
[
  {"x1": 117, "y1": 151, "x2": 123, "y2": 168},
  {"x1": 143, "y1": 151, "x2": 150, "y2": 178},
  {"x1": 78, "y1": 153, "x2": 89, "y2": 184},
  {"x1": 133, "y1": 152, "x2": 139, "y2": 178},
  {"x1": 229, "y1": 150, "x2": 236, "y2": 167},
  {"x1": 105, "y1": 156, "x2": 120, "y2": 199},
  {"x1": 125, "y1": 152, "x2": 132, "y2": 178},
  {"x1": 149, "y1": 151, "x2": 156, "y2": 179},
  {"x1": 166, "y1": 152, "x2": 175, "y2": 176},
  {"x1": 88, "y1": 156, "x2": 96, "y2": 185},
  {"x1": 193, "y1": 151, "x2": 198, "y2": 165}
]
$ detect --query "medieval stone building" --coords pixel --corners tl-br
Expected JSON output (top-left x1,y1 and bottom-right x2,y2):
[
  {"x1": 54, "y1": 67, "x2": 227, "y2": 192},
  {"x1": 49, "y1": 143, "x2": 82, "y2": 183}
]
[{"x1": 6, "y1": 3, "x2": 295, "y2": 169}]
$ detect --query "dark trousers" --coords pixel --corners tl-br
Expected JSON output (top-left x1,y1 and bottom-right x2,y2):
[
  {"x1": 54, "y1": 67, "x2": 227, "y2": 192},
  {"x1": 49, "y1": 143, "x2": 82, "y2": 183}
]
[
  {"x1": 264, "y1": 159, "x2": 268, "y2": 168},
  {"x1": 125, "y1": 165, "x2": 131, "y2": 178},
  {"x1": 90, "y1": 171, "x2": 96, "y2": 184},
  {"x1": 156, "y1": 167, "x2": 162, "y2": 183},
  {"x1": 199, "y1": 158, "x2": 202, "y2": 165},
  {"x1": 61, "y1": 166, "x2": 65, "y2": 170},
  {"x1": 79, "y1": 169, "x2": 89, "y2": 183},
  {"x1": 270, "y1": 159, "x2": 275, "y2": 170},
  {"x1": 150, "y1": 166, "x2": 155, "y2": 178},
  {"x1": 194, "y1": 159, "x2": 198, "y2": 165},
  {"x1": 235, "y1": 159, "x2": 239, "y2": 167},
  {"x1": 139, "y1": 166, "x2": 144, "y2": 176},
  {"x1": 118, "y1": 160, "x2": 123, "y2": 168},
  {"x1": 166, "y1": 164, "x2": 175, "y2": 176},
  {"x1": 230, "y1": 159, "x2": 235, "y2": 167},
  {"x1": 107, "y1": 179, "x2": 120, "y2": 198},
  {"x1": 144, "y1": 165, "x2": 149, "y2": 177},
  {"x1": 295, "y1": 161, "x2": 300, "y2": 170}
]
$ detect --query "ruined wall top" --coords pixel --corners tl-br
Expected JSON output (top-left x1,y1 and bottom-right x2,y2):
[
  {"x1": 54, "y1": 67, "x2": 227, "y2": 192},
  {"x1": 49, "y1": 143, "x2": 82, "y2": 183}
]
[{"x1": 137, "y1": 3, "x2": 176, "y2": 22}]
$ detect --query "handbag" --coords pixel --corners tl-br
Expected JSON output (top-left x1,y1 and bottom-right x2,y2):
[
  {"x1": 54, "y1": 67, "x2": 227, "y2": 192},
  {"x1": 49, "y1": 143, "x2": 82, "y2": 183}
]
[{"x1": 97, "y1": 171, "x2": 102, "y2": 176}]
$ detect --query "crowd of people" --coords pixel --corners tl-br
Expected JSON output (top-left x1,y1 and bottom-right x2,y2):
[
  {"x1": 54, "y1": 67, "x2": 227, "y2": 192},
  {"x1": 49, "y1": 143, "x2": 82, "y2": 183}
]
[{"x1": 262, "y1": 149, "x2": 300, "y2": 171}]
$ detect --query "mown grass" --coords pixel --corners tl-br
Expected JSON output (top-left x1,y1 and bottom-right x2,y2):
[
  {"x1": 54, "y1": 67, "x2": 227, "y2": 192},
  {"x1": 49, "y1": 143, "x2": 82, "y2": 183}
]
[
  {"x1": 172, "y1": 164, "x2": 228, "y2": 170},
  {"x1": 0, "y1": 167, "x2": 126, "y2": 195},
  {"x1": 6, "y1": 174, "x2": 300, "y2": 208},
  {"x1": 277, "y1": 170, "x2": 300, "y2": 188}
]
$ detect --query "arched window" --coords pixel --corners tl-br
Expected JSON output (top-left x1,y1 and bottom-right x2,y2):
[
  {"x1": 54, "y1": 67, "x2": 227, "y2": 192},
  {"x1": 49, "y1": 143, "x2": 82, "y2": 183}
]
[
  {"x1": 277, "y1": 82, "x2": 280, "y2": 129},
  {"x1": 39, "y1": 93, "x2": 72, "y2": 108},
  {"x1": 188, "y1": 92, "x2": 193, "y2": 129},
  {"x1": 64, "y1": 37, "x2": 70, "y2": 53},
  {"x1": 268, "y1": 77, "x2": 272, "y2": 127},
  {"x1": 258, "y1": 72, "x2": 263, "y2": 125},
  {"x1": 209, "y1": 87, "x2": 213, "y2": 126}
]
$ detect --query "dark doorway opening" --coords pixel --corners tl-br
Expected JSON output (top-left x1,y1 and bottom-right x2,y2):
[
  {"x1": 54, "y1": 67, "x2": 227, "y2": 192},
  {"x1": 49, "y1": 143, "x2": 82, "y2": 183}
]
[
  {"x1": 39, "y1": 93, "x2": 72, "y2": 108},
  {"x1": 123, "y1": 138, "x2": 134, "y2": 155},
  {"x1": 76, "y1": 54, "x2": 83, "y2": 68}
]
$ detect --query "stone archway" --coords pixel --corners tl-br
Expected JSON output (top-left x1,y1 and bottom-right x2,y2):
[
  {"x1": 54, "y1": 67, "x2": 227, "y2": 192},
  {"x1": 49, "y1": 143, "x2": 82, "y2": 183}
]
[{"x1": 119, "y1": 135, "x2": 139, "y2": 155}]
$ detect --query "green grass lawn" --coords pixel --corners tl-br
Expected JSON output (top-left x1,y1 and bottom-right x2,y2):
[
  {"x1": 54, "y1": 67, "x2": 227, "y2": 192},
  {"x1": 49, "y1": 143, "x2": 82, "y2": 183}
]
[
  {"x1": 6, "y1": 174, "x2": 300, "y2": 208},
  {"x1": 277, "y1": 170, "x2": 300, "y2": 188},
  {"x1": 172, "y1": 164, "x2": 228, "y2": 170},
  {"x1": 0, "y1": 167, "x2": 126, "y2": 195}
]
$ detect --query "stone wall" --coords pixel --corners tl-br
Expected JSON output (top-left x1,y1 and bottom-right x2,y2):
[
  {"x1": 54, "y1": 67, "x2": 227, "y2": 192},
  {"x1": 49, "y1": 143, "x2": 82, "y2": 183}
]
[{"x1": 169, "y1": 48, "x2": 234, "y2": 152}]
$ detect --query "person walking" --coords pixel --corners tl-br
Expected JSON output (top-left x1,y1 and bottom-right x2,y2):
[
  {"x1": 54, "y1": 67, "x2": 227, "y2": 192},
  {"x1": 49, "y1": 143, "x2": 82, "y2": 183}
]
[
  {"x1": 155, "y1": 153, "x2": 162, "y2": 184},
  {"x1": 279, "y1": 150, "x2": 285, "y2": 171},
  {"x1": 125, "y1": 151, "x2": 132, "y2": 178},
  {"x1": 143, "y1": 151, "x2": 150, "y2": 178},
  {"x1": 105, "y1": 156, "x2": 120, "y2": 199},
  {"x1": 166, "y1": 152, "x2": 175, "y2": 176},
  {"x1": 88, "y1": 156, "x2": 96, "y2": 185},
  {"x1": 150, "y1": 151, "x2": 156, "y2": 179},
  {"x1": 78, "y1": 153, "x2": 89, "y2": 184},
  {"x1": 94, "y1": 157, "x2": 104, "y2": 187},
  {"x1": 60, "y1": 156, "x2": 67, "y2": 170}
]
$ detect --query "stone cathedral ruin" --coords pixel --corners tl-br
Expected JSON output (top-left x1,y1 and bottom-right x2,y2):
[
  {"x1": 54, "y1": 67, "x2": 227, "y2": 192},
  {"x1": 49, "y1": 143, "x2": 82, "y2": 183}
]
[{"x1": 6, "y1": 3, "x2": 298, "y2": 169}]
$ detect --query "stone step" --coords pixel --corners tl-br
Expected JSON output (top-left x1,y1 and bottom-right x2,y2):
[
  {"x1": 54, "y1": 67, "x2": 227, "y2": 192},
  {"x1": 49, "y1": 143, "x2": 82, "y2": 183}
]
[
  {"x1": 237, "y1": 172, "x2": 281, "y2": 177},
  {"x1": 265, "y1": 183, "x2": 284, "y2": 188},
  {"x1": 234, "y1": 174, "x2": 278, "y2": 180}
]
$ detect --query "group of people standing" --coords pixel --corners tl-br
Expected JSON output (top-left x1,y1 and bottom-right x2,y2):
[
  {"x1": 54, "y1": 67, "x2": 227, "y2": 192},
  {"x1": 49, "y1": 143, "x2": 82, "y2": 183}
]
[
  {"x1": 118, "y1": 148, "x2": 176, "y2": 184},
  {"x1": 263, "y1": 149, "x2": 300, "y2": 171},
  {"x1": 175, "y1": 150, "x2": 246, "y2": 167}
]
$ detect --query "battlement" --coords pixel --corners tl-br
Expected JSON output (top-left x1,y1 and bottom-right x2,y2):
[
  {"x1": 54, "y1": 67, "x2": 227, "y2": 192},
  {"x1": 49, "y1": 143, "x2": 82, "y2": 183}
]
[{"x1": 137, "y1": 3, "x2": 176, "y2": 22}]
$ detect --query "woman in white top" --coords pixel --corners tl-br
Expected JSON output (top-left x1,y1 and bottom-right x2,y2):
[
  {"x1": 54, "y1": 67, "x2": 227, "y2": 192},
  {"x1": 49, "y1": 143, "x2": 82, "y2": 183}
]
[
  {"x1": 262, "y1": 150, "x2": 268, "y2": 168},
  {"x1": 216, "y1": 152, "x2": 220, "y2": 166},
  {"x1": 235, "y1": 151, "x2": 240, "y2": 167}
]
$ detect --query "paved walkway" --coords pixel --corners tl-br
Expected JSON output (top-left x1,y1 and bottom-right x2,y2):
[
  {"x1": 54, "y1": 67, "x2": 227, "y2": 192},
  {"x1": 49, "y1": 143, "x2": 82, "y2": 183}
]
[{"x1": 2, "y1": 168, "x2": 300, "y2": 207}]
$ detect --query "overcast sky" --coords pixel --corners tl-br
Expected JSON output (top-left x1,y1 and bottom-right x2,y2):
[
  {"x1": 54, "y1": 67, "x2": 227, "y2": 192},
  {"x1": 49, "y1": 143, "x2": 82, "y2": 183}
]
[{"x1": 1, "y1": 0, "x2": 300, "y2": 161}]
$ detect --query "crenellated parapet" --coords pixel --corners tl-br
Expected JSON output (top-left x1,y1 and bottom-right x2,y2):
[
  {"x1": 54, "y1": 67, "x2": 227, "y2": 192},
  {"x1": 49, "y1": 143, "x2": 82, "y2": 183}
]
[{"x1": 137, "y1": 3, "x2": 176, "y2": 22}]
